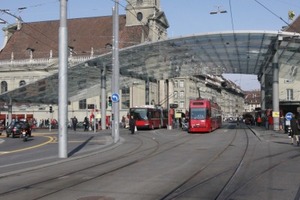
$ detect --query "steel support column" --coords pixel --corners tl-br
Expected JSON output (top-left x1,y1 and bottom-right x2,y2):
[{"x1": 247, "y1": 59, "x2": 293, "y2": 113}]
[
  {"x1": 112, "y1": 1, "x2": 120, "y2": 143},
  {"x1": 145, "y1": 78, "x2": 149, "y2": 105},
  {"x1": 272, "y1": 39, "x2": 280, "y2": 131},
  {"x1": 101, "y1": 64, "x2": 106, "y2": 130},
  {"x1": 260, "y1": 71, "x2": 266, "y2": 110},
  {"x1": 58, "y1": 0, "x2": 68, "y2": 158}
]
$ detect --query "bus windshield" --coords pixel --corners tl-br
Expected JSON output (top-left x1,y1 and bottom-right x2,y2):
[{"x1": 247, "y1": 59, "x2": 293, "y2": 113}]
[{"x1": 190, "y1": 108, "x2": 206, "y2": 120}]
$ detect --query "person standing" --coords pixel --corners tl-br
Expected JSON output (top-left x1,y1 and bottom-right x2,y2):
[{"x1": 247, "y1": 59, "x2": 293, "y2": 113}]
[
  {"x1": 257, "y1": 115, "x2": 262, "y2": 126},
  {"x1": 72, "y1": 116, "x2": 78, "y2": 131},
  {"x1": 129, "y1": 115, "x2": 136, "y2": 134},
  {"x1": 290, "y1": 113, "x2": 300, "y2": 146},
  {"x1": 268, "y1": 114, "x2": 274, "y2": 130}
]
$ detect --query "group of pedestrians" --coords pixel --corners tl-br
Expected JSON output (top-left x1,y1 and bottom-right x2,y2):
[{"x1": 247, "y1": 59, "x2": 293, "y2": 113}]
[{"x1": 71, "y1": 116, "x2": 89, "y2": 132}]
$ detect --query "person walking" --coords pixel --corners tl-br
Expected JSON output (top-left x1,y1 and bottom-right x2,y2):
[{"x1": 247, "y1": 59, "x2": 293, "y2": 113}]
[
  {"x1": 72, "y1": 116, "x2": 78, "y2": 131},
  {"x1": 290, "y1": 113, "x2": 300, "y2": 146},
  {"x1": 129, "y1": 115, "x2": 136, "y2": 134},
  {"x1": 83, "y1": 116, "x2": 89, "y2": 131}
]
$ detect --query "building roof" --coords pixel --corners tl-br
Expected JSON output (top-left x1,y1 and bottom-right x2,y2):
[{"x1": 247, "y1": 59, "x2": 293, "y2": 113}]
[
  {"x1": 0, "y1": 15, "x2": 147, "y2": 60},
  {"x1": 284, "y1": 15, "x2": 300, "y2": 33}
]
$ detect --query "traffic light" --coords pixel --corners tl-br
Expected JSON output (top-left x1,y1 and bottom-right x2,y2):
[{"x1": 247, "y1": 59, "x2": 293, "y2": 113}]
[
  {"x1": 108, "y1": 96, "x2": 112, "y2": 107},
  {"x1": 49, "y1": 106, "x2": 53, "y2": 113}
]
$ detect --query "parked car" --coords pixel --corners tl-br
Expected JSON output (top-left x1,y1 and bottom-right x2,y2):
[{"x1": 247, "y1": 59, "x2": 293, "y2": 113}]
[{"x1": 6, "y1": 121, "x2": 32, "y2": 138}]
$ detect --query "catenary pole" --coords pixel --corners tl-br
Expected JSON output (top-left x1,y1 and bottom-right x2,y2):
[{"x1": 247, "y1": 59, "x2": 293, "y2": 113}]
[
  {"x1": 112, "y1": 1, "x2": 120, "y2": 143},
  {"x1": 101, "y1": 63, "x2": 106, "y2": 130},
  {"x1": 58, "y1": 0, "x2": 68, "y2": 158},
  {"x1": 272, "y1": 37, "x2": 280, "y2": 131}
]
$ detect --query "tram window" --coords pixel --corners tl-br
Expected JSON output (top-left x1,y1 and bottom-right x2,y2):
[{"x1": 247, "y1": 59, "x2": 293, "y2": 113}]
[{"x1": 207, "y1": 109, "x2": 211, "y2": 117}]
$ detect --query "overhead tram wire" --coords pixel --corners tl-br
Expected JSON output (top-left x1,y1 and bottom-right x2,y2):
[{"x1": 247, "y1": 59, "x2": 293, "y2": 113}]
[
  {"x1": 253, "y1": 0, "x2": 300, "y2": 83},
  {"x1": 0, "y1": 6, "x2": 60, "y2": 54},
  {"x1": 253, "y1": 0, "x2": 299, "y2": 32},
  {"x1": 228, "y1": 0, "x2": 242, "y2": 82}
]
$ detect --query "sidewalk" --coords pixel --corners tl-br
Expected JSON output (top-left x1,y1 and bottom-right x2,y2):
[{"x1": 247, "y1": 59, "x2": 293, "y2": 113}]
[{"x1": 250, "y1": 125, "x2": 292, "y2": 144}]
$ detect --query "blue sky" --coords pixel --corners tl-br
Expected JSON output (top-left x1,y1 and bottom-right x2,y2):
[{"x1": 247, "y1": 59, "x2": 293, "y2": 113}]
[{"x1": 0, "y1": 0, "x2": 299, "y2": 90}]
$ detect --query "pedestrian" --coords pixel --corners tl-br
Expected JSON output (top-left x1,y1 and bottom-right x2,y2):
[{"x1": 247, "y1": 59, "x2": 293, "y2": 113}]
[
  {"x1": 129, "y1": 115, "x2": 136, "y2": 134},
  {"x1": 121, "y1": 115, "x2": 126, "y2": 128},
  {"x1": 290, "y1": 113, "x2": 300, "y2": 146},
  {"x1": 268, "y1": 113, "x2": 273, "y2": 130},
  {"x1": 72, "y1": 116, "x2": 78, "y2": 131},
  {"x1": 257, "y1": 115, "x2": 262, "y2": 126},
  {"x1": 83, "y1": 116, "x2": 89, "y2": 131}
]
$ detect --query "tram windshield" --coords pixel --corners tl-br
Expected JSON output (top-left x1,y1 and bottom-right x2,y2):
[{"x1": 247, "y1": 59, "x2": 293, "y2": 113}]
[
  {"x1": 190, "y1": 108, "x2": 207, "y2": 120},
  {"x1": 130, "y1": 108, "x2": 148, "y2": 120}
]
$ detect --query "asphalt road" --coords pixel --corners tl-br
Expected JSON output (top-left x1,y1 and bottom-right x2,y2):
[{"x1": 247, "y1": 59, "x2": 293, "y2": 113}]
[
  {"x1": 0, "y1": 123, "x2": 299, "y2": 200},
  {"x1": 0, "y1": 128, "x2": 114, "y2": 175}
]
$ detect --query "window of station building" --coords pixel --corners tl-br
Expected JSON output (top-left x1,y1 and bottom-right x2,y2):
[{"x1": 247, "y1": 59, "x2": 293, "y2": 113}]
[
  {"x1": 19, "y1": 80, "x2": 26, "y2": 87},
  {"x1": 79, "y1": 99, "x2": 87, "y2": 109},
  {"x1": 1, "y1": 81, "x2": 7, "y2": 93},
  {"x1": 179, "y1": 80, "x2": 184, "y2": 88},
  {"x1": 287, "y1": 89, "x2": 294, "y2": 100}
]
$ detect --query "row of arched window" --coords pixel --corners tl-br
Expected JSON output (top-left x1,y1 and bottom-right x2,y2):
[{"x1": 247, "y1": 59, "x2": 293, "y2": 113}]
[{"x1": 1, "y1": 80, "x2": 26, "y2": 94}]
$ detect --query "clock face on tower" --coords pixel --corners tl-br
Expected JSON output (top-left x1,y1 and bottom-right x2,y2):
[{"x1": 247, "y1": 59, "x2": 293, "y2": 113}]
[{"x1": 137, "y1": 12, "x2": 143, "y2": 21}]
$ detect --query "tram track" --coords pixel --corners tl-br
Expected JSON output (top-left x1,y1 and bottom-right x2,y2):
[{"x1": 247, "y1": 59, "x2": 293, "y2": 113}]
[
  {"x1": 158, "y1": 127, "x2": 243, "y2": 200},
  {"x1": 1, "y1": 126, "x2": 299, "y2": 199},
  {"x1": 0, "y1": 130, "x2": 193, "y2": 199},
  {"x1": 159, "y1": 125, "x2": 300, "y2": 200}
]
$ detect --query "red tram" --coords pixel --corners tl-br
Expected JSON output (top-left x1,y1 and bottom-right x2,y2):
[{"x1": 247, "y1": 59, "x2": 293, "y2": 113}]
[
  {"x1": 188, "y1": 99, "x2": 222, "y2": 133},
  {"x1": 129, "y1": 105, "x2": 167, "y2": 130}
]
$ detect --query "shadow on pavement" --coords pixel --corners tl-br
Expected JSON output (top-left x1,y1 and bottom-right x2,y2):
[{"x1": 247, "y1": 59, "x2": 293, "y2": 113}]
[{"x1": 68, "y1": 136, "x2": 94, "y2": 157}]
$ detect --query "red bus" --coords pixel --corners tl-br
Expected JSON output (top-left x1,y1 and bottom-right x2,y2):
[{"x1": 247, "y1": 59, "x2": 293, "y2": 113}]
[
  {"x1": 188, "y1": 99, "x2": 222, "y2": 133},
  {"x1": 129, "y1": 105, "x2": 167, "y2": 130}
]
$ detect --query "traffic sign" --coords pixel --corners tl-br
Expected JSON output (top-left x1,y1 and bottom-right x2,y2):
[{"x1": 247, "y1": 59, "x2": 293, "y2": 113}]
[
  {"x1": 111, "y1": 93, "x2": 120, "y2": 103},
  {"x1": 285, "y1": 112, "x2": 293, "y2": 121}
]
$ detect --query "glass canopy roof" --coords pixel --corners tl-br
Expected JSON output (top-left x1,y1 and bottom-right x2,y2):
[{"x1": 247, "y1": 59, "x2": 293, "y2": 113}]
[{"x1": 1, "y1": 30, "x2": 300, "y2": 104}]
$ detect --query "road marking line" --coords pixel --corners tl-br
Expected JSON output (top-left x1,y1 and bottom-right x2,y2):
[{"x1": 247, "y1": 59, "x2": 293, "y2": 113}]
[{"x1": 0, "y1": 136, "x2": 55, "y2": 155}]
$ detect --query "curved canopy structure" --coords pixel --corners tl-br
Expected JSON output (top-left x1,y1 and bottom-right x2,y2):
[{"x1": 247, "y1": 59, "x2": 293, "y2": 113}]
[{"x1": 0, "y1": 30, "x2": 300, "y2": 104}]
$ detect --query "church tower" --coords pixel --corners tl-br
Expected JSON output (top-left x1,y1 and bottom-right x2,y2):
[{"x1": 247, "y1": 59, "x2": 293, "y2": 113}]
[{"x1": 126, "y1": 0, "x2": 169, "y2": 42}]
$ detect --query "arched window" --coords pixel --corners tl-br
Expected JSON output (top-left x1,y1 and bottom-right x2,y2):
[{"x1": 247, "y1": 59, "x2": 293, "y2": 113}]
[
  {"x1": 174, "y1": 91, "x2": 178, "y2": 99},
  {"x1": 180, "y1": 90, "x2": 184, "y2": 98},
  {"x1": 19, "y1": 80, "x2": 26, "y2": 87},
  {"x1": 1, "y1": 81, "x2": 7, "y2": 94}
]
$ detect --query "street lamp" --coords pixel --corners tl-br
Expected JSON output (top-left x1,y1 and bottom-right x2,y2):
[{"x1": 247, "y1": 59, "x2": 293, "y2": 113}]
[
  {"x1": 0, "y1": 18, "x2": 8, "y2": 24},
  {"x1": 0, "y1": 9, "x2": 23, "y2": 22},
  {"x1": 210, "y1": 6, "x2": 227, "y2": 15}
]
